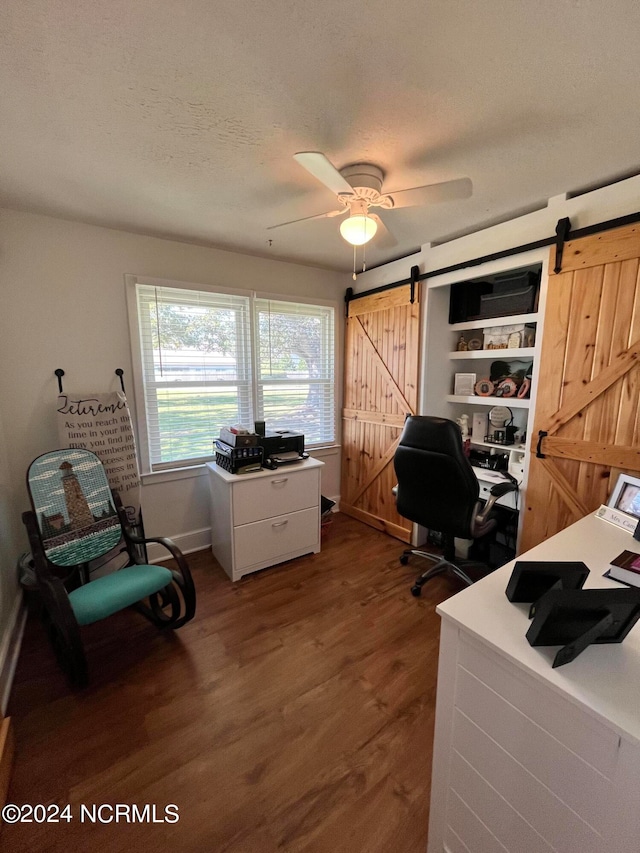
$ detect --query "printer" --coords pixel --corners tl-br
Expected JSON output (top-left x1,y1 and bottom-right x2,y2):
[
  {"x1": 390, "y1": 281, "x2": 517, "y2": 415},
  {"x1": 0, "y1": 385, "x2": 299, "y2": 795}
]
[{"x1": 260, "y1": 431, "x2": 306, "y2": 464}]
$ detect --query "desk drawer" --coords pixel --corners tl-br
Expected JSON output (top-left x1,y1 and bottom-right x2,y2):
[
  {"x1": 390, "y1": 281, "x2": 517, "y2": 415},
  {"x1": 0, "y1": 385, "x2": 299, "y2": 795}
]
[
  {"x1": 233, "y1": 468, "x2": 319, "y2": 525},
  {"x1": 234, "y1": 507, "x2": 319, "y2": 570}
]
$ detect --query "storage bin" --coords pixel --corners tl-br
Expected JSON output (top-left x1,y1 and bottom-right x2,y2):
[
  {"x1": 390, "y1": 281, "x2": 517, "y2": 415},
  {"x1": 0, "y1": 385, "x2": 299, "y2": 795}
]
[
  {"x1": 478, "y1": 273, "x2": 539, "y2": 319},
  {"x1": 483, "y1": 324, "x2": 535, "y2": 350}
]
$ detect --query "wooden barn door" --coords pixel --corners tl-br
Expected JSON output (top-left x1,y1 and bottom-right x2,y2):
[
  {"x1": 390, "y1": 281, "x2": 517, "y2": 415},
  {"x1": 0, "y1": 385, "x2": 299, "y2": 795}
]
[
  {"x1": 521, "y1": 222, "x2": 640, "y2": 552},
  {"x1": 341, "y1": 283, "x2": 421, "y2": 542}
]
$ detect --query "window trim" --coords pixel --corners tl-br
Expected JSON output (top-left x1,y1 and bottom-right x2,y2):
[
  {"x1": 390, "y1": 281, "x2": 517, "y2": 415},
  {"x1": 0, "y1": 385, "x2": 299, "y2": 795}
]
[{"x1": 125, "y1": 274, "x2": 339, "y2": 474}]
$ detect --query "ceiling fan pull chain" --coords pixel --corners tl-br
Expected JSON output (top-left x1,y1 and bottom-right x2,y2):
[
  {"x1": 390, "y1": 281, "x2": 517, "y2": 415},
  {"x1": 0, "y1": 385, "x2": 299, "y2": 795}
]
[
  {"x1": 352, "y1": 245, "x2": 357, "y2": 280},
  {"x1": 362, "y1": 240, "x2": 367, "y2": 273}
]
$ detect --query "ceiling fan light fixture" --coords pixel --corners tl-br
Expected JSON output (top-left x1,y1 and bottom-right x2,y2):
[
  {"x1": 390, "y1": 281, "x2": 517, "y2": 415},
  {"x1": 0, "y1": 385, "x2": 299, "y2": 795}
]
[{"x1": 340, "y1": 213, "x2": 378, "y2": 246}]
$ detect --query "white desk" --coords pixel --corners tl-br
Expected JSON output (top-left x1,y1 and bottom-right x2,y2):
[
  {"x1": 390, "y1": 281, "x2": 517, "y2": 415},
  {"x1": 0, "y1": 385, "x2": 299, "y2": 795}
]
[
  {"x1": 206, "y1": 457, "x2": 323, "y2": 581},
  {"x1": 472, "y1": 465, "x2": 519, "y2": 510},
  {"x1": 428, "y1": 513, "x2": 640, "y2": 853}
]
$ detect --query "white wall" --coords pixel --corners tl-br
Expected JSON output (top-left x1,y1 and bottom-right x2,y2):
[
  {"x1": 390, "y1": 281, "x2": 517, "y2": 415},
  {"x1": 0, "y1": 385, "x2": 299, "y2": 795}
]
[{"x1": 0, "y1": 208, "x2": 346, "y2": 653}]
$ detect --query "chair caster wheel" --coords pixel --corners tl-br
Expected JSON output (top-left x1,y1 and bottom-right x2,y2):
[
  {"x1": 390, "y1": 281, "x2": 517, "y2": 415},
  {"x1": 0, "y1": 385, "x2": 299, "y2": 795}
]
[
  {"x1": 400, "y1": 555, "x2": 409, "y2": 565},
  {"x1": 411, "y1": 585, "x2": 422, "y2": 597}
]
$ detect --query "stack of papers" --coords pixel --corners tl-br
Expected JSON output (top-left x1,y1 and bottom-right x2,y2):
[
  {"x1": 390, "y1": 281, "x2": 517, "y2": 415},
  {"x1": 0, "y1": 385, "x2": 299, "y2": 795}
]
[{"x1": 270, "y1": 451, "x2": 303, "y2": 464}]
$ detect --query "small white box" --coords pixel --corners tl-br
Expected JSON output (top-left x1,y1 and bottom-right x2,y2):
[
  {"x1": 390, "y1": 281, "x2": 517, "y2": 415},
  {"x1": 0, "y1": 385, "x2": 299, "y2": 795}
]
[
  {"x1": 472, "y1": 413, "x2": 488, "y2": 441},
  {"x1": 454, "y1": 373, "x2": 476, "y2": 396}
]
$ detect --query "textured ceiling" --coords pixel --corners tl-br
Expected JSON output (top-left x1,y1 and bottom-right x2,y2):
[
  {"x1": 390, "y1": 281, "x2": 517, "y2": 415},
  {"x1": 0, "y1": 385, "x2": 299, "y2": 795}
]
[{"x1": 1, "y1": 1, "x2": 640, "y2": 272}]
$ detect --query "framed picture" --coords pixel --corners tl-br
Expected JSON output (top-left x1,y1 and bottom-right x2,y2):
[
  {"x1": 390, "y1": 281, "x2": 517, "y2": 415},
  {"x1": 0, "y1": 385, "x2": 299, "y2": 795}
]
[
  {"x1": 608, "y1": 473, "x2": 640, "y2": 520},
  {"x1": 526, "y1": 588, "x2": 640, "y2": 667},
  {"x1": 454, "y1": 373, "x2": 476, "y2": 396}
]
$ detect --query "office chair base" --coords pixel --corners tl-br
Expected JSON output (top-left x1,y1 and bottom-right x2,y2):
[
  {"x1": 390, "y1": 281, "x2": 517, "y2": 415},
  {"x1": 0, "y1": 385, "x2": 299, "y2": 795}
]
[
  {"x1": 400, "y1": 547, "x2": 443, "y2": 567},
  {"x1": 401, "y1": 548, "x2": 475, "y2": 595}
]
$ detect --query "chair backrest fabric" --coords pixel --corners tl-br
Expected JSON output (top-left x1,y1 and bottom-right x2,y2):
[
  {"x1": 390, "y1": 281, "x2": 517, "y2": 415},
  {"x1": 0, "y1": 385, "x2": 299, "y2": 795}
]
[
  {"x1": 393, "y1": 416, "x2": 480, "y2": 539},
  {"x1": 27, "y1": 448, "x2": 122, "y2": 567}
]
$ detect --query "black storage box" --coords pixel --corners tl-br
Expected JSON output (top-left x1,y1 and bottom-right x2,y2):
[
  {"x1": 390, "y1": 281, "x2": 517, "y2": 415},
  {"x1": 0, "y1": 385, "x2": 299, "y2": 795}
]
[
  {"x1": 478, "y1": 273, "x2": 539, "y2": 319},
  {"x1": 214, "y1": 440, "x2": 263, "y2": 473},
  {"x1": 449, "y1": 266, "x2": 541, "y2": 323}
]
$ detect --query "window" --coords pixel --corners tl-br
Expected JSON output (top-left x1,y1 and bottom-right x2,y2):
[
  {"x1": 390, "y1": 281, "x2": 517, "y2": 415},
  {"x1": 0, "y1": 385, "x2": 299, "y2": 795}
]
[{"x1": 127, "y1": 277, "x2": 336, "y2": 472}]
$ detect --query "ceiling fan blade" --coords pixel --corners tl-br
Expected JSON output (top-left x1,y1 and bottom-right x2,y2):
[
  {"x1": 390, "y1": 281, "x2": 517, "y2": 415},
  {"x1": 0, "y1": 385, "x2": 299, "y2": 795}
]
[
  {"x1": 267, "y1": 207, "x2": 347, "y2": 230},
  {"x1": 293, "y1": 152, "x2": 355, "y2": 196},
  {"x1": 388, "y1": 177, "x2": 473, "y2": 210},
  {"x1": 369, "y1": 214, "x2": 398, "y2": 248}
]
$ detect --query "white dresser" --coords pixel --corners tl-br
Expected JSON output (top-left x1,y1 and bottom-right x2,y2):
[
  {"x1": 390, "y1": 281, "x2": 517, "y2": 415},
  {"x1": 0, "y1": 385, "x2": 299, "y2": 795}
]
[
  {"x1": 206, "y1": 457, "x2": 324, "y2": 581},
  {"x1": 428, "y1": 513, "x2": 640, "y2": 853}
]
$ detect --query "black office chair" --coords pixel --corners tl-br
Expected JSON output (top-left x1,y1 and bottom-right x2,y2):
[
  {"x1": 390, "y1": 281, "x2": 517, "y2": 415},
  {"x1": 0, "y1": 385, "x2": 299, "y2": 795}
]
[{"x1": 393, "y1": 416, "x2": 517, "y2": 596}]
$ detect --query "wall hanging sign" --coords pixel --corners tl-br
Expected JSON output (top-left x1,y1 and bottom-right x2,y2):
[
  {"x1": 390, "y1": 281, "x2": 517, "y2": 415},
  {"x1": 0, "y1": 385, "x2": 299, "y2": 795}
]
[{"x1": 56, "y1": 390, "x2": 141, "y2": 524}]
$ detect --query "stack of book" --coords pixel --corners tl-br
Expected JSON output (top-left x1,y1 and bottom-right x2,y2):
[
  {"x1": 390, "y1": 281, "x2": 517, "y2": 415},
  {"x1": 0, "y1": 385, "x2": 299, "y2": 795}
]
[{"x1": 607, "y1": 550, "x2": 640, "y2": 587}]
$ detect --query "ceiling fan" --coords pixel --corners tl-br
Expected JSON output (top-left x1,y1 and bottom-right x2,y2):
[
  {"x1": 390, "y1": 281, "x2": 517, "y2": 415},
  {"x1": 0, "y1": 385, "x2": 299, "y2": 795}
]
[{"x1": 268, "y1": 152, "x2": 473, "y2": 249}]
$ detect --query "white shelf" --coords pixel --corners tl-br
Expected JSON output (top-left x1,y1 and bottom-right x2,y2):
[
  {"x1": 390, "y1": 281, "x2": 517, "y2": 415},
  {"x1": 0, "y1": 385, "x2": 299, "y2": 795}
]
[
  {"x1": 450, "y1": 313, "x2": 539, "y2": 332},
  {"x1": 470, "y1": 439, "x2": 527, "y2": 452},
  {"x1": 450, "y1": 347, "x2": 535, "y2": 360},
  {"x1": 447, "y1": 394, "x2": 531, "y2": 408}
]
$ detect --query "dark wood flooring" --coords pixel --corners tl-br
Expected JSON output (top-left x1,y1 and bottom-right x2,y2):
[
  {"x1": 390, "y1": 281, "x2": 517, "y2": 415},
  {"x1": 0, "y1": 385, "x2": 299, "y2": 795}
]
[{"x1": 2, "y1": 514, "x2": 462, "y2": 852}]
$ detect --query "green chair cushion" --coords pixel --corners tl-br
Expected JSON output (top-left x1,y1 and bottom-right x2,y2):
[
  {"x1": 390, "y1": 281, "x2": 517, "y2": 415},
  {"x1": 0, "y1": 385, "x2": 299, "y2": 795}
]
[{"x1": 68, "y1": 564, "x2": 173, "y2": 626}]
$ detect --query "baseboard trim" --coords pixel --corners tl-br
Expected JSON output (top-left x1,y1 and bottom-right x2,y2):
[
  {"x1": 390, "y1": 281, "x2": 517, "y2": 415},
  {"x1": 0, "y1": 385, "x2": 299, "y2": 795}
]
[
  {"x1": 339, "y1": 504, "x2": 409, "y2": 542},
  {"x1": 325, "y1": 494, "x2": 341, "y2": 512},
  {"x1": 147, "y1": 527, "x2": 212, "y2": 563},
  {"x1": 0, "y1": 592, "x2": 26, "y2": 717},
  {"x1": 0, "y1": 716, "x2": 14, "y2": 811},
  {"x1": 146, "y1": 505, "x2": 343, "y2": 564}
]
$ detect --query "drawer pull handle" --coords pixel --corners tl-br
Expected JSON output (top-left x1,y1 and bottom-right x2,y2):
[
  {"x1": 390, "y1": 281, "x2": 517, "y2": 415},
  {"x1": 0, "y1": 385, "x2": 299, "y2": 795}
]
[
  {"x1": 271, "y1": 520, "x2": 288, "y2": 528},
  {"x1": 271, "y1": 478, "x2": 289, "y2": 485}
]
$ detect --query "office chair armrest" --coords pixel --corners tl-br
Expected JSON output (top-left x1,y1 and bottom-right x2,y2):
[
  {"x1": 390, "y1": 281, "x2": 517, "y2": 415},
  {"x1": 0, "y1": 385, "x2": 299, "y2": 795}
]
[
  {"x1": 475, "y1": 481, "x2": 518, "y2": 525},
  {"x1": 490, "y1": 481, "x2": 518, "y2": 498}
]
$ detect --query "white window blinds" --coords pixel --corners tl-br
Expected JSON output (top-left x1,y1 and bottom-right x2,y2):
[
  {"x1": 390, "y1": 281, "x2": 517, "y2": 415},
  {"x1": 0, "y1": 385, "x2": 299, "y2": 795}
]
[
  {"x1": 254, "y1": 298, "x2": 335, "y2": 445},
  {"x1": 131, "y1": 281, "x2": 336, "y2": 471},
  {"x1": 135, "y1": 284, "x2": 253, "y2": 469}
]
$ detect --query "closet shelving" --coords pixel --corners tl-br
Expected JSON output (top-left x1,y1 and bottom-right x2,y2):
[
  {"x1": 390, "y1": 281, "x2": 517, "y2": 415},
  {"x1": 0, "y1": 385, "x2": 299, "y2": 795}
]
[
  {"x1": 446, "y1": 310, "x2": 538, "y2": 410},
  {"x1": 422, "y1": 258, "x2": 546, "y2": 553}
]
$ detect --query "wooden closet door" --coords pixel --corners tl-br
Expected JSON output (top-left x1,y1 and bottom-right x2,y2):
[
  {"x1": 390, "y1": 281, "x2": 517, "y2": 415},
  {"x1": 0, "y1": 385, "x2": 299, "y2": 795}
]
[
  {"x1": 341, "y1": 283, "x2": 420, "y2": 542},
  {"x1": 521, "y1": 223, "x2": 640, "y2": 552}
]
